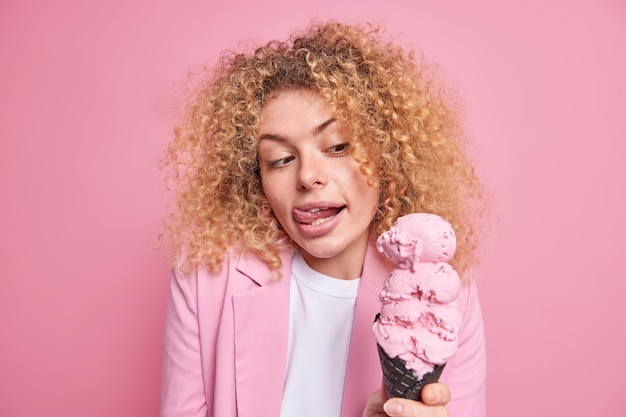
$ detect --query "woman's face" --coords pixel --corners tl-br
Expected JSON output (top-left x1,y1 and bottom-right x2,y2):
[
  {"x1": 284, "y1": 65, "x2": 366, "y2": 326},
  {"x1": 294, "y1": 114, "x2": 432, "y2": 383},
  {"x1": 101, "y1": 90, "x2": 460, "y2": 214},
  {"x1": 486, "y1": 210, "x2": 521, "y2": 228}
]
[{"x1": 257, "y1": 90, "x2": 380, "y2": 280}]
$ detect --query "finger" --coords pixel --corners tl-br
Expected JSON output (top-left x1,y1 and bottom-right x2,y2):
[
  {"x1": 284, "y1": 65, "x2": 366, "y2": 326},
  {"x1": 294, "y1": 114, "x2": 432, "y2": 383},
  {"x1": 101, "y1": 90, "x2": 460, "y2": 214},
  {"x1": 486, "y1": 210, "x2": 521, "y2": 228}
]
[
  {"x1": 368, "y1": 388, "x2": 386, "y2": 410},
  {"x1": 421, "y1": 383, "x2": 451, "y2": 406},
  {"x1": 362, "y1": 383, "x2": 387, "y2": 417},
  {"x1": 383, "y1": 398, "x2": 449, "y2": 417},
  {"x1": 380, "y1": 379, "x2": 388, "y2": 400}
]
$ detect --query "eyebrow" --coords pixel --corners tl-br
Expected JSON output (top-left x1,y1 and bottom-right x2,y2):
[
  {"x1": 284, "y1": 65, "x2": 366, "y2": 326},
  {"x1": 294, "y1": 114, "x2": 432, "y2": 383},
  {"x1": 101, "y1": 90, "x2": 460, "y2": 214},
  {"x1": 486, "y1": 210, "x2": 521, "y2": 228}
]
[
  {"x1": 312, "y1": 117, "x2": 336, "y2": 135},
  {"x1": 258, "y1": 117, "x2": 336, "y2": 142}
]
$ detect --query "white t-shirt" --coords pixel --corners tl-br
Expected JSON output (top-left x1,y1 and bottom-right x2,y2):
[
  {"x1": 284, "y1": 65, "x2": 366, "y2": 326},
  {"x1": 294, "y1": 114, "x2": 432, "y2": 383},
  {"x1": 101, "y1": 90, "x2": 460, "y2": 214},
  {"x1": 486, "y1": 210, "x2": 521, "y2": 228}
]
[{"x1": 279, "y1": 252, "x2": 361, "y2": 417}]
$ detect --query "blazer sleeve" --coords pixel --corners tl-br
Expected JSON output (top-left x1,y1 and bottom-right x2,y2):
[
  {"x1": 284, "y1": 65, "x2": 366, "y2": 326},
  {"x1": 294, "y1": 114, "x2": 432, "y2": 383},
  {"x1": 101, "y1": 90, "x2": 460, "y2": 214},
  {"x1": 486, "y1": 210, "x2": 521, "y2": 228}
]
[
  {"x1": 442, "y1": 283, "x2": 487, "y2": 417},
  {"x1": 160, "y1": 266, "x2": 208, "y2": 417}
]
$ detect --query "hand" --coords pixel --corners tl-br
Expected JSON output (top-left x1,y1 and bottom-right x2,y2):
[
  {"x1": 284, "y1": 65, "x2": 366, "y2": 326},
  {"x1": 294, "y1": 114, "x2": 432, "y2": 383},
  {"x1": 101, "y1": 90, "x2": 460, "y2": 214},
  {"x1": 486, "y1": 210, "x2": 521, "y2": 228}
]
[{"x1": 363, "y1": 382, "x2": 450, "y2": 417}]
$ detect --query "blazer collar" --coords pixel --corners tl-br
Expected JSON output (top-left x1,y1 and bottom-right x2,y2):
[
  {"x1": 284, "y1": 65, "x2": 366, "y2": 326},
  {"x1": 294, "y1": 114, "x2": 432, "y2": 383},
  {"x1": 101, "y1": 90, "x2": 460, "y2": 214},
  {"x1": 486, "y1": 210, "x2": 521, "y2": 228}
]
[
  {"x1": 231, "y1": 242, "x2": 390, "y2": 417},
  {"x1": 341, "y1": 238, "x2": 391, "y2": 416},
  {"x1": 231, "y1": 250, "x2": 292, "y2": 417}
]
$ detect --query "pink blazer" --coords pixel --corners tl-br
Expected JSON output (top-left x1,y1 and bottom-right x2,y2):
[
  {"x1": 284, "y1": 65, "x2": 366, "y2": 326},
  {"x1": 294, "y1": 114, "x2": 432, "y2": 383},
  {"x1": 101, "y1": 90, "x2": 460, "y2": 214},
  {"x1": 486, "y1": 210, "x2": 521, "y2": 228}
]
[{"x1": 161, "y1": 240, "x2": 486, "y2": 417}]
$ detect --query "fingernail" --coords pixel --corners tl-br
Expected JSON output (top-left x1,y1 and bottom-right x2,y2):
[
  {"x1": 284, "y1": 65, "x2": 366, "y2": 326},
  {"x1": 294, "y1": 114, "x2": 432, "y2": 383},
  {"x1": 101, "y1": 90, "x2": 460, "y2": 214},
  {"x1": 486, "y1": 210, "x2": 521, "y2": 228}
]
[
  {"x1": 422, "y1": 385, "x2": 439, "y2": 404},
  {"x1": 423, "y1": 389, "x2": 437, "y2": 403},
  {"x1": 383, "y1": 400, "x2": 403, "y2": 415}
]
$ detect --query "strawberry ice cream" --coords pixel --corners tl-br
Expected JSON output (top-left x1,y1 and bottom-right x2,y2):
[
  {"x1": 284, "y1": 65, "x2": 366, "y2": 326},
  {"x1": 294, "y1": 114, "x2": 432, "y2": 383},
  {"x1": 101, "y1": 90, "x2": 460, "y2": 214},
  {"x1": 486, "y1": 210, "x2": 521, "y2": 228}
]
[{"x1": 372, "y1": 213, "x2": 462, "y2": 399}]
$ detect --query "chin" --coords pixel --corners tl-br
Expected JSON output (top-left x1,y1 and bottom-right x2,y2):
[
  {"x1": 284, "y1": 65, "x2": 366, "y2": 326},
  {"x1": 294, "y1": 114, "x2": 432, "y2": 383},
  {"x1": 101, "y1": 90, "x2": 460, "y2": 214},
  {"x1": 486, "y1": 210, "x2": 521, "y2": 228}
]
[{"x1": 299, "y1": 248, "x2": 338, "y2": 260}]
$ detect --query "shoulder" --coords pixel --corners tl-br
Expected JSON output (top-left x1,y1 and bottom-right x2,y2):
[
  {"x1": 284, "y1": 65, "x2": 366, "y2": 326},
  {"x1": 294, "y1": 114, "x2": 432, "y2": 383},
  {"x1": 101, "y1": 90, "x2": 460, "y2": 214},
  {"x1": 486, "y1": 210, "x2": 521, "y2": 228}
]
[{"x1": 170, "y1": 248, "x2": 294, "y2": 300}]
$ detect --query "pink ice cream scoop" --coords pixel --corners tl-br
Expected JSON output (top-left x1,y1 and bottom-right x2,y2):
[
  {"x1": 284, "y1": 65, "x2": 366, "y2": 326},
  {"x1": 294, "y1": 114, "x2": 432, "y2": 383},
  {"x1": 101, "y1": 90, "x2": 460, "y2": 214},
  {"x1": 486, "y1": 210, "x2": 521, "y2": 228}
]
[
  {"x1": 373, "y1": 213, "x2": 462, "y2": 393},
  {"x1": 376, "y1": 212, "x2": 457, "y2": 269}
]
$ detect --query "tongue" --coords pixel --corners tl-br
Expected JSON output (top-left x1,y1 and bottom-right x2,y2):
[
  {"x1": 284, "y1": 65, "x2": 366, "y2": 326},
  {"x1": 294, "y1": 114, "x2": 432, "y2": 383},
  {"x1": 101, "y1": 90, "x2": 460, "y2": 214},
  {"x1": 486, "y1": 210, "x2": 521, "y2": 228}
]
[{"x1": 294, "y1": 207, "x2": 343, "y2": 224}]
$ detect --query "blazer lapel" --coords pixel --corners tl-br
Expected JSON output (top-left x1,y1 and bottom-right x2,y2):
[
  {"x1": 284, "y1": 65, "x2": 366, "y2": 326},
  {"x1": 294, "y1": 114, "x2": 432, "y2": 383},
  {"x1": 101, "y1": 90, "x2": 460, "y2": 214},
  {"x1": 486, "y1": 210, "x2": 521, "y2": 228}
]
[
  {"x1": 232, "y1": 252, "x2": 292, "y2": 417},
  {"x1": 341, "y1": 239, "x2": 391, "y2": 416},
  {"x1": 230, "y1": 242, "x2": 389, "y2": 417}
]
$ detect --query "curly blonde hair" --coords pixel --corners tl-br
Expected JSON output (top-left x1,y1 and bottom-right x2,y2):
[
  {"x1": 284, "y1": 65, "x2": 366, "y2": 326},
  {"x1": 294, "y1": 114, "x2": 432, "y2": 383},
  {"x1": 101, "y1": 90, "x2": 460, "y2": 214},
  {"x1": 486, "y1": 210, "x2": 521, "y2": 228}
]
[{"x1": 163, "y1": 21, "x2": 487, "y2": 279}]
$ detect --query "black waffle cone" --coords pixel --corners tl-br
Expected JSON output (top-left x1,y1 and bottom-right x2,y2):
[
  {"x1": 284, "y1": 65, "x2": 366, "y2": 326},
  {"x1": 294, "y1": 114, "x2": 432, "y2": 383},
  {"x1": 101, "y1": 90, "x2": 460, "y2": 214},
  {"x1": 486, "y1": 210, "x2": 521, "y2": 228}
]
[{"x1": 376, "y1": 342, "x2": 446, "y2": 400}]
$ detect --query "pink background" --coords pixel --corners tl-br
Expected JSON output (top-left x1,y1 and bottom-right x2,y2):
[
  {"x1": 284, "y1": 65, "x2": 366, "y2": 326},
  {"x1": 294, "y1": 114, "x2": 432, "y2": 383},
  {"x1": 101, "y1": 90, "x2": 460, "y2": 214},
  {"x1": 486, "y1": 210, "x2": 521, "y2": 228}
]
[{"x1": 1, "y1": 0, "x2": 625, "y2": 416}]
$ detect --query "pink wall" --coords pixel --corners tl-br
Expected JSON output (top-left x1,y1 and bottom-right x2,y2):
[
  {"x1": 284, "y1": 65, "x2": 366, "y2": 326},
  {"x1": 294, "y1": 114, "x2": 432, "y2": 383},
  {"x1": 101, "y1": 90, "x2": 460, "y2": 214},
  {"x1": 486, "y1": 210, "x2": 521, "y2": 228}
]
[{"x1": 1, "y1": 1, "x2": 624, "y2": 416}]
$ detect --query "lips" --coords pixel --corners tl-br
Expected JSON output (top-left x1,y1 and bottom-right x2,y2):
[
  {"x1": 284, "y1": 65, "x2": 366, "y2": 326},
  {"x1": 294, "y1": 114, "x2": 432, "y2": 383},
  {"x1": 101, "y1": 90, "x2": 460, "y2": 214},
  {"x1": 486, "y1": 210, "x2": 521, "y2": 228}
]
[{"x1": 293, "y1": 205, "x2": 345, "y2": 225}]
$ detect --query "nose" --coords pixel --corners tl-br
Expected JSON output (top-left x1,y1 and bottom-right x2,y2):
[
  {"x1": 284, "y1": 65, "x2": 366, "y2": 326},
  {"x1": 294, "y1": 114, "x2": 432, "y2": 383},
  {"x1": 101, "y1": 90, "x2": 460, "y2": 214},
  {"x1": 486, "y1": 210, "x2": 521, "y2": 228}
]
[{"x1": 296, "y1": 153, "x2": 328, "y2": 191}]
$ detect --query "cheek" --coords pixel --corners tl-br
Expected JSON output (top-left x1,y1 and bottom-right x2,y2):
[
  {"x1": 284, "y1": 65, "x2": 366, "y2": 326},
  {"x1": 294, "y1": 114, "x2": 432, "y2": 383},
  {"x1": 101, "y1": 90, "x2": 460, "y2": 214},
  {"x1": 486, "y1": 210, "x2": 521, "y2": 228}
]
[
  {"x1": 263, "y1": 189, "x2": 282, "y2": 212},
  {"x1": 260, "y1": 172, "x2": 278, "y2": 200},
  {"x1": 261, "y1": 178, "x2": 288, "y2": 217},
  {"x1": 355, "y1": 175, "x2": 380, "y2": 212},
  {"x1": 345, "y1": 164, "x2": 371, "y2": 191}
]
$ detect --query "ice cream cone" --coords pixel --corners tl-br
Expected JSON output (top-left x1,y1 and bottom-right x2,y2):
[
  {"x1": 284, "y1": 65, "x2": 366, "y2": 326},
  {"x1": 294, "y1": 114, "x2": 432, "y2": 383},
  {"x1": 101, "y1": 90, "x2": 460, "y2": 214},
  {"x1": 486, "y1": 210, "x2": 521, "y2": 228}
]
[
  {"x1": 377, "y1": 343, "x2": 445, "y2": 401},
  {"x1": 373, "y1": 214, "x2": 460, "y2": 401},
  {"x1": 374, "y1": 313, "x2": 446, "y2": 400}
]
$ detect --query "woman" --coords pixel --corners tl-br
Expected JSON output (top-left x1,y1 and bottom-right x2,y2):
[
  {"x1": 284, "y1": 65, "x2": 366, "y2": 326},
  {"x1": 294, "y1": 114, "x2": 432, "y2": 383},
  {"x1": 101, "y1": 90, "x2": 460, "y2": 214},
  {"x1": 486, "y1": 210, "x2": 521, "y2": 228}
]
[{"x1": 161, "y1": 21, "x2": 488, "y2": 417}]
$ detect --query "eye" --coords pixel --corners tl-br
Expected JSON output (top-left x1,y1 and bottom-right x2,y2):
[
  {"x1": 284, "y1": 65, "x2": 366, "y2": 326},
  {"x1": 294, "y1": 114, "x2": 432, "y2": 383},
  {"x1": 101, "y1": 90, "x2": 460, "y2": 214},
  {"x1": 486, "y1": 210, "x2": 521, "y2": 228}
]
[
  {"x1": 326, "y1": 143, "x2": 350, "y2": 155},
  {"x1": 267, "y1": 155, "x2": 295, "y2": 167}
]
